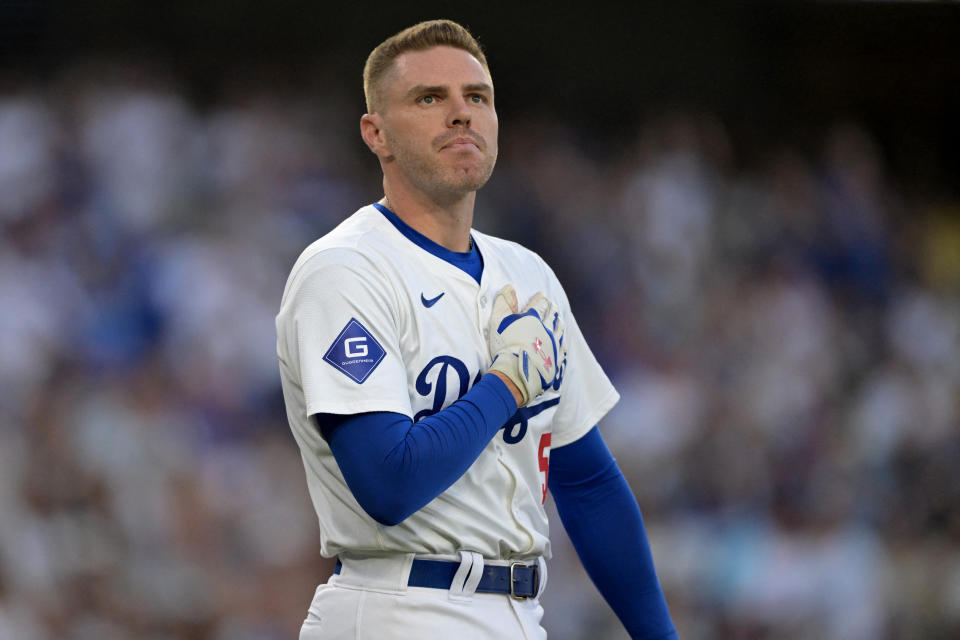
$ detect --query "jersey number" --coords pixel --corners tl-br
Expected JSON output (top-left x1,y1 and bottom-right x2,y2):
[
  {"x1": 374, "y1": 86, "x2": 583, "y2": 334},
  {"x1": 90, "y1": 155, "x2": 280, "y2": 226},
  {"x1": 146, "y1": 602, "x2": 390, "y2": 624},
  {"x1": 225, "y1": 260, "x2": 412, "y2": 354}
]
[{"x1": 538, "y1": 433, "x2": 551, "y2": 504}]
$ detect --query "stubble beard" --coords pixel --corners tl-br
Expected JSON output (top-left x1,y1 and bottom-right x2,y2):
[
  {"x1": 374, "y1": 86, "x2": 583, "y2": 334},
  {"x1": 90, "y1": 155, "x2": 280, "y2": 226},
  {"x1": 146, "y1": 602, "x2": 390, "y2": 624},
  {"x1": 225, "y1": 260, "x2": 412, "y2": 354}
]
[{"x1": 387, "y1": 132, "x2": 497, "y2": 205}]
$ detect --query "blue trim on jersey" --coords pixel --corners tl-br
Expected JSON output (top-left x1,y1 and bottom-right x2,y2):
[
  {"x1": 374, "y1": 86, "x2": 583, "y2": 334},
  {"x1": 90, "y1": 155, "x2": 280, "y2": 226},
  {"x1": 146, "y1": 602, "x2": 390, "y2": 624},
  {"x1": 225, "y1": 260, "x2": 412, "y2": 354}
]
[
  {"x1": 550, "y1": 427, "x2": 677, "y2": 639},
  {"x1": 373, "y1": 202, "x2": 484, "y2": 285}
]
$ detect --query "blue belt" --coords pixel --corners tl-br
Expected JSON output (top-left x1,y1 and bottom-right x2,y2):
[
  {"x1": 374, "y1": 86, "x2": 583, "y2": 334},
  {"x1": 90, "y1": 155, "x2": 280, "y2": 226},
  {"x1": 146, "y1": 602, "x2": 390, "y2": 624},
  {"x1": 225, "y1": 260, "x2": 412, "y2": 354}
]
[{"x1": 334, "y1": 558, "x2": 540, "y2": 599}]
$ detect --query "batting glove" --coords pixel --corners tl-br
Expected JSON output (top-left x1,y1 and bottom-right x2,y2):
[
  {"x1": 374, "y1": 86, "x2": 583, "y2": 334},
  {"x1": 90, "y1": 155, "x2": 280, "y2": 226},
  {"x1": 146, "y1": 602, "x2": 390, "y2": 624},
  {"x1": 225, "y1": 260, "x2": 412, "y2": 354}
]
[{"x1": 487, "y1": 285, "x2": 565, "y2": 406}]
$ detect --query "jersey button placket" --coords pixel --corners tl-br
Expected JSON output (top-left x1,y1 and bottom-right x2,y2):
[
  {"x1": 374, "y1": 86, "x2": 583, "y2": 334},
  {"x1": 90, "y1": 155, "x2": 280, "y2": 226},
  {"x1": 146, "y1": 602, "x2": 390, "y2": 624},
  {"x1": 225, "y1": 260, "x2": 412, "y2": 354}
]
[{"x1": 479, "y1": 292, "x2": 490, "y2": 338}]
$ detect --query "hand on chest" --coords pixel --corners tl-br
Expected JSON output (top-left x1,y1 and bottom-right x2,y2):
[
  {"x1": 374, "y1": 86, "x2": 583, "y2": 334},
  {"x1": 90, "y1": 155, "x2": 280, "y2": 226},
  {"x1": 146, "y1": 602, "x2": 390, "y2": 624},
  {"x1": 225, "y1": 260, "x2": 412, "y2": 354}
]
[{"x1": 398, "y1": 275, "x2": 559, "y2": 446}]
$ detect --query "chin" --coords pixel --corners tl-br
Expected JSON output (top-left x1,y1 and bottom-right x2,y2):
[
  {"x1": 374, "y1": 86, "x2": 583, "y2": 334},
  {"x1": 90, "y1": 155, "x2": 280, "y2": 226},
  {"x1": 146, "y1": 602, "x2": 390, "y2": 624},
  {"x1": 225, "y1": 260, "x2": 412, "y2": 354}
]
[
  {"x1": 451, "y1": 163, "x2": 495, "y2": 190},
  {"x1": 452, "y1": 175, "x2": 492, "y2": 194},
  {"x1": 403, "y1": 158, "x2": 496, "y2": 200},
  {"x1": 427, "y1": 175, "x2": 491, "y2": 203}
]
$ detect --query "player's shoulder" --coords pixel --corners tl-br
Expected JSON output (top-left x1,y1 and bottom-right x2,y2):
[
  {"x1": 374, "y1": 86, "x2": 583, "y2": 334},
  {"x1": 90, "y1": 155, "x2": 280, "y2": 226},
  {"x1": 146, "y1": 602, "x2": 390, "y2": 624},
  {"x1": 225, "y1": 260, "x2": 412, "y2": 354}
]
[
  {"x1": 473, "y1": 229, "x2": 560, "y2": 284},
  {"x1": 473, "y1": 229, "x2": 547, "y2": 267},
  {"x1": 280, "y1": 205, "x2": 394, "y2": 299},
  {"x1": 288, "y1": 205, "x2": 392, "y2": 272}
]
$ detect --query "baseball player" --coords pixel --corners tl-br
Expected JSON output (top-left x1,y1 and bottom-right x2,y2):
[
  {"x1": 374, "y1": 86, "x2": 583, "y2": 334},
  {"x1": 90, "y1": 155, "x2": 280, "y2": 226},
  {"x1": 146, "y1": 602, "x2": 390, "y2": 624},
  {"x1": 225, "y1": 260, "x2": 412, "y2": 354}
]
[{"x1": 276, "y1": 19, "x2": 677, "y2": 640}]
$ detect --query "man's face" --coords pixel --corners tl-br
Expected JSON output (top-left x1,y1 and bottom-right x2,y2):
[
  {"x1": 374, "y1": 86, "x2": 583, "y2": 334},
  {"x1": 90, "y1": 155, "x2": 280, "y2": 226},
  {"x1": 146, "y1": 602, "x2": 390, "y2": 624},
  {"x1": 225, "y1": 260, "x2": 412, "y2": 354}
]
[{"x1": 374, "y1": 46, "x2": 498, "y2": 203}]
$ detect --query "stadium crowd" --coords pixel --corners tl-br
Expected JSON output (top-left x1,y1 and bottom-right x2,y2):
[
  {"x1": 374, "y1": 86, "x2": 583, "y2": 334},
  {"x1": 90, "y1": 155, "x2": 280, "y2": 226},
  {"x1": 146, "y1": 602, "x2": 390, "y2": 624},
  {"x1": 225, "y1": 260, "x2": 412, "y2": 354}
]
[{"x1": 0, "y1": 62, "x2": 958, "y2": 639}]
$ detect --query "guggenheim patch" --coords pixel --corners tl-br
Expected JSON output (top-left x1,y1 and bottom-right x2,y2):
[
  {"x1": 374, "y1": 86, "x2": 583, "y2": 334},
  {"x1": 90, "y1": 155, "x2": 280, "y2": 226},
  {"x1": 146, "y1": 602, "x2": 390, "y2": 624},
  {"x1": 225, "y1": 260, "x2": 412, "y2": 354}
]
[{"x1": 323, "y1": 318, "x2": 386, "y2": 384}]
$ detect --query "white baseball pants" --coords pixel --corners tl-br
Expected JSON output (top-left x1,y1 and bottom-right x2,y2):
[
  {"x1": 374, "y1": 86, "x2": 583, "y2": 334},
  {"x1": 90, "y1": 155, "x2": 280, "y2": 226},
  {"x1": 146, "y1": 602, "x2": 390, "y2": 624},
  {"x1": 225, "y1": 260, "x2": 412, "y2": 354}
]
[{"x1": 300, "y1": 552, "x2": 548, "y2": 640}]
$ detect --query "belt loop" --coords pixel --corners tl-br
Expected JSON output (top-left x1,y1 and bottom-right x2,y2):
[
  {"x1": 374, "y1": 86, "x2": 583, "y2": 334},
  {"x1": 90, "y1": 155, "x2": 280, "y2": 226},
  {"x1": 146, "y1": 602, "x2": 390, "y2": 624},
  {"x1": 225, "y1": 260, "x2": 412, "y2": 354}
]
[
  {"x1": 448, "y1": 551, "x2": 483, "y2": 602},
  {"x1": 535, "y1": 556, "x2": 548, "y2": 598},
  {"x1": 462, "y1": 552, "x2": 484, "y2": 595}
]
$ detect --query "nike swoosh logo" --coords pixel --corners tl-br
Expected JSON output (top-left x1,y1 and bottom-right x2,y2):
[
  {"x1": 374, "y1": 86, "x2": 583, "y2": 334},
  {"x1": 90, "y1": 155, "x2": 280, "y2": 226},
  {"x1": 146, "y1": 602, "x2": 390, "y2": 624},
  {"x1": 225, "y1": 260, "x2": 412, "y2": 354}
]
[{"x1": 421, "y1": 292, "x2": 445, "y2": 308}]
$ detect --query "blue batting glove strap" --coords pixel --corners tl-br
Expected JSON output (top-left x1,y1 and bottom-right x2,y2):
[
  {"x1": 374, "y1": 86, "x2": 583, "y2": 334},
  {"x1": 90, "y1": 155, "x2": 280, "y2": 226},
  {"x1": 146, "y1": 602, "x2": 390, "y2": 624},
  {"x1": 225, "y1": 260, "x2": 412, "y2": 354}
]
[{"x1": 496, "y1": 307, "x2": 543, "y2": 334}]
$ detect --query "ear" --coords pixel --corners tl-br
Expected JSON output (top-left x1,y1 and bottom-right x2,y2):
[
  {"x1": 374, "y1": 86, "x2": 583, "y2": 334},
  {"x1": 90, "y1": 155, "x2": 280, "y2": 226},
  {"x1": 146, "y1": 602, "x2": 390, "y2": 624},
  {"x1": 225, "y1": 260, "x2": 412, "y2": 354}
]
[{"x1": 360, "y1": 113, "x2": 390, "y2": 158}]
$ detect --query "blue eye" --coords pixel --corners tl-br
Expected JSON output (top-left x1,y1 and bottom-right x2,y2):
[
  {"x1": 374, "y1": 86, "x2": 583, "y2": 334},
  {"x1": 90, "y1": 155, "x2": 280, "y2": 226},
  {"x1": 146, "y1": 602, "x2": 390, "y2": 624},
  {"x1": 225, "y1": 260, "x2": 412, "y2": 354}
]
[{"x1": 420, "y1": 95, "x2": 435, "y2": 104}]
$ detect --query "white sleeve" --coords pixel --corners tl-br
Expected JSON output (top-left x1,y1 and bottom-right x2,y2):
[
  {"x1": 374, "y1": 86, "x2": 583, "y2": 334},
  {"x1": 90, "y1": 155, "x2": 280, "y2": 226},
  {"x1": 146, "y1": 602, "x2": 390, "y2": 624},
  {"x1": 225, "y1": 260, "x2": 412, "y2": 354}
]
[
  {"x1": 546, "y1": 277, "x2": 620, "y2": 449},
  {"x1": 278, "y1": 251, "x2": 413, "y2": 418}
]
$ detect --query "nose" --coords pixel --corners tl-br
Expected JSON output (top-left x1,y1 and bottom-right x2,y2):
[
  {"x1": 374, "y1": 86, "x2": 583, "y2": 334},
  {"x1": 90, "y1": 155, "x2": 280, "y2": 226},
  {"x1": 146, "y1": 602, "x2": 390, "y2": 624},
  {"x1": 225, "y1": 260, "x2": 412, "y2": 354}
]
[{"x1": 448, "y1": 95, "x2": 471, "y2": 128}]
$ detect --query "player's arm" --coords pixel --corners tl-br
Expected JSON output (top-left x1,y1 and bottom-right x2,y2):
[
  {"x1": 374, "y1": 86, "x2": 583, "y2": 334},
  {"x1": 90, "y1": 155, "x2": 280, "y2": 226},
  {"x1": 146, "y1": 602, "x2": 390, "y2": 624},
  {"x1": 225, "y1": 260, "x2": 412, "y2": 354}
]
[
  {"x1": 549, "y1": 426, "x2": 677, "y2": 640},
  {"x1": 315, "y1": 372, "x2": 517, "y2": 526}
]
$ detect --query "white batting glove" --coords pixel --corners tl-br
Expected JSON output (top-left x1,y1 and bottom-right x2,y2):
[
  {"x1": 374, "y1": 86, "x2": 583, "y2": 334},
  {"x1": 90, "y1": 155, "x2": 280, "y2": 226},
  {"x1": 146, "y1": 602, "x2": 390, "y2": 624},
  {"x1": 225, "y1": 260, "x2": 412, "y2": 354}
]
[{"x1": 487, "y1": 285, "x2": 565, "y2": 406}]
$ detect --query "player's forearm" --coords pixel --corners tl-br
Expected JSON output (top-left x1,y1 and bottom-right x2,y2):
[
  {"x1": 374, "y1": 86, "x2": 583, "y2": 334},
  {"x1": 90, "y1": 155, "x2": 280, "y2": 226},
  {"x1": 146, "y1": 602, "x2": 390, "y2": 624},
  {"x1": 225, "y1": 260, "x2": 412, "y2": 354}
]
[
  {"x1": 549, "y1": 428, "x2": 677, "y2": 640},
  {"x1": 316, "y1": 374, "x2": 518, "y2": 526}
]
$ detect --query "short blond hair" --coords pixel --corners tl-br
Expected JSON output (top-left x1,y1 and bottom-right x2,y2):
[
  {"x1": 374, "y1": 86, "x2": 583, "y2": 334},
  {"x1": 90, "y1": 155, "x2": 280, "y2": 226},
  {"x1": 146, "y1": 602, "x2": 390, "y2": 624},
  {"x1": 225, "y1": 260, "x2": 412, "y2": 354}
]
[{"x1": 363, "y1": 19, "x2": 490, "y2": 113}]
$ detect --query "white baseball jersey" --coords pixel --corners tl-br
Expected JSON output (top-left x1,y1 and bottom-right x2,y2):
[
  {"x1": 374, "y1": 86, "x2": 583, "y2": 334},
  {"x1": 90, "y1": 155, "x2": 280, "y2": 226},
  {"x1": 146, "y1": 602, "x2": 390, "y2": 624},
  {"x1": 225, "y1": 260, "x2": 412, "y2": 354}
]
[{"x1": 276, "y1": 204, "x2": 619, "y2": 561}]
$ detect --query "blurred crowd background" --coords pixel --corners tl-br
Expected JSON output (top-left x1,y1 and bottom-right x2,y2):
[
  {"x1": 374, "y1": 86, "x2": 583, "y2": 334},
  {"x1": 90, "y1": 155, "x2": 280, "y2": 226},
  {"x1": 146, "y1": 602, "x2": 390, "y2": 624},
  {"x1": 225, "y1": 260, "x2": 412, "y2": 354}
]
[{"x1": 1, "y1": 3, "x2": 959, "y2": 639}]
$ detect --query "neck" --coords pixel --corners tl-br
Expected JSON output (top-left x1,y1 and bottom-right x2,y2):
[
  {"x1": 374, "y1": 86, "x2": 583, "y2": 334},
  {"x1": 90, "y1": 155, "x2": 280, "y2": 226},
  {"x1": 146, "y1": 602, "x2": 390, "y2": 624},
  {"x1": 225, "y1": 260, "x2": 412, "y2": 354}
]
[{"x1": 381, "y1": 178, "x2": 475, "y2": 253}]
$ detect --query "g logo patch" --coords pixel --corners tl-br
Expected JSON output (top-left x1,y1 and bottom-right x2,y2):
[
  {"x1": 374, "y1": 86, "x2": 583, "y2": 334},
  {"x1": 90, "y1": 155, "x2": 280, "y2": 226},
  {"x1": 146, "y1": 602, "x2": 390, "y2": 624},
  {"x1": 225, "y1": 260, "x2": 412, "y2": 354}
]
[
  {"x1": 324, "y1": 318, "x2": 385, "y2": 384},
  {"x1": 344, "y1": 337, "x2": 368, "y2": 358}
]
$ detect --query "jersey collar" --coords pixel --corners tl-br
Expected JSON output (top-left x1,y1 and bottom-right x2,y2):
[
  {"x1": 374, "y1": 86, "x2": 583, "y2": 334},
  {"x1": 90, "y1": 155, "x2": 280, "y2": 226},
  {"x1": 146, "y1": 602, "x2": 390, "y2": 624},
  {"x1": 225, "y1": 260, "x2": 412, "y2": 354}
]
[{"x1": 373, "y1": 203, "x2": 483, "y2": 283}]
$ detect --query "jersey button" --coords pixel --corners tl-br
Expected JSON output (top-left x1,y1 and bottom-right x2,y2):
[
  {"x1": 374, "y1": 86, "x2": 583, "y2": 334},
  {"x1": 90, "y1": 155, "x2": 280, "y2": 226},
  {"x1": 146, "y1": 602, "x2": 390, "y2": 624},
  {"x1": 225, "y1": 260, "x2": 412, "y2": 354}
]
[{"x1": 479, "y1": 295, "x2": 488, "y2": 307}]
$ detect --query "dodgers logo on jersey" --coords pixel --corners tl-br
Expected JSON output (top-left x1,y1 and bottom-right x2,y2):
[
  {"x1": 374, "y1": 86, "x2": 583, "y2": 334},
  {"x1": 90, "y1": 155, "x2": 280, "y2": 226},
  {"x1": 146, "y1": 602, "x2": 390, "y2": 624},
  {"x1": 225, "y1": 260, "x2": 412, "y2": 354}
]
[
  {"x1": 413, "y1": 356, "x2": 483, "y2": 422},
  {"x1": 323, "y1": 318, "x2": 386, "y2": 384},
  {"x1": 502, "y1": 397, "x2": 560, "y2": 444},
  {"x1": 411, "y1": 354, "x2": 563, "y2": 448}
]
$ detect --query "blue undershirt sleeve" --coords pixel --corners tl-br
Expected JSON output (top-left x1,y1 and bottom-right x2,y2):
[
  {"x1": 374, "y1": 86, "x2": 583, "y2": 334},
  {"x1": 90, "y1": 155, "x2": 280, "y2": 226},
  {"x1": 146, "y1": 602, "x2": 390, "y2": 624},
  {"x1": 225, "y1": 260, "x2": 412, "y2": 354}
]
[
  {"x1": 313, "y1": 373, "x2": 517, "y2": 526},
  {"x1": 549, "y1": 426, "x2": 677, "y2": 640}
]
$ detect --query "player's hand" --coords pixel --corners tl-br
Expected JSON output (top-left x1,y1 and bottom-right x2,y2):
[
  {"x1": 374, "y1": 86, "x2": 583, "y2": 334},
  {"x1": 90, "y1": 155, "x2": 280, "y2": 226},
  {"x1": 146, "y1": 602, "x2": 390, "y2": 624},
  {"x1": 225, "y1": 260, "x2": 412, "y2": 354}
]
[{"x1": 487, "y1": 285, "x2": 564, "y2": 406}]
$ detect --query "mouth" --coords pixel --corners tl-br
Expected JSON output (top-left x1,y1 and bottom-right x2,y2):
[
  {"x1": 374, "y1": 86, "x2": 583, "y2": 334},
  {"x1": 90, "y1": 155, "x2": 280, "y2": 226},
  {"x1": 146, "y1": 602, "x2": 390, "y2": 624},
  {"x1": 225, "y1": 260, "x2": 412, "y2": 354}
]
[{"x1": 439, "y1": 135, "x2": 483, "y2": 151}]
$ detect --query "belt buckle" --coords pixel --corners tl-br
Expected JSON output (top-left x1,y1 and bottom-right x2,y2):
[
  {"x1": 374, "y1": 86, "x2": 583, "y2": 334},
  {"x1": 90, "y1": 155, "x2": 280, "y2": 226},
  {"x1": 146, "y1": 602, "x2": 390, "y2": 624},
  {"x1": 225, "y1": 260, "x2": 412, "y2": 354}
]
[{"x1": 509, "y1": 562, "x2": 534, "y2": 600}]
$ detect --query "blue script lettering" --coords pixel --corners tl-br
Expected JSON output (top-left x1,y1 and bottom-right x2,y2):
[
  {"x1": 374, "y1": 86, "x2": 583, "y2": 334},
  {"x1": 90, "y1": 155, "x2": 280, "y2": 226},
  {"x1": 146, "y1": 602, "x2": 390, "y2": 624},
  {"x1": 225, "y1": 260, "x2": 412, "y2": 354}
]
[
  {"x1": 552, "y1": 355, "x2": 565, "y2": 392},
  {"x1": 414, "y1": 356, "x2": 471, "y2": 422},
  {"x1": 501, "y1": 397, "x2": 560, "y2": 444}
]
